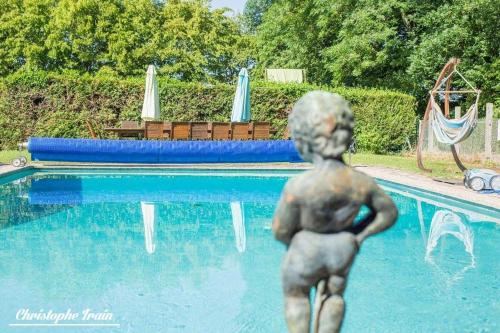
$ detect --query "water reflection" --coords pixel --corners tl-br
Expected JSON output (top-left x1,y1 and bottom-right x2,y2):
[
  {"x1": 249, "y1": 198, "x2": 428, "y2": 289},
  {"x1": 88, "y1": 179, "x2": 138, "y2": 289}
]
[
  {"x1": 230, "y1": 201, "x2": 246, "y2": 253},
  {"x1": 382, "y1": 184, "x2": 498, "y2": 288},
  {"x1": 425, "y1": 210, "x2": 474, "y2": 259},
  {"x1": 141, "y1": 202, "x2": 156, "y2": 254},
  {"x1": 423, "y1": 209, "x2": 476, "y2": 286},
  {"x1": 27, "y1": 175, "x2": 282, "y2": 204},
  {"x1": 0, "y1": 176, "x2": 71, "y2": 229},
  {"x1": 139, "y1": 201, "x2": 247, "y2": 255},
  {"x1": 22, "y1": 175, "x2": 260, "y2": 255}
]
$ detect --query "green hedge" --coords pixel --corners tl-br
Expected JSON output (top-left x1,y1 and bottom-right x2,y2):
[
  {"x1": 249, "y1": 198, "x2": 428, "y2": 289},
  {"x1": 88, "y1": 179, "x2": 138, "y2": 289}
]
[{"x1": 0, "y1": 71, "x2": 417, "y2": 153}]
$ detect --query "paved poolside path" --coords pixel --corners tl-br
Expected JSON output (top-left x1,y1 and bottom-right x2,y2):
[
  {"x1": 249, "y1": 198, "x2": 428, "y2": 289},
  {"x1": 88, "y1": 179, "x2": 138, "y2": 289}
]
[
  {"x1": 356, "y1": 165, "x2": 499, "y2": 209},
  {"x1": 0, "y1": 165, "x2": 14, "y2": 174},
  {"x1": 0, "y1": 164, "x2": 32, "y2": 177},
  {"x1": 1, "y1": 163, "x2": 498, "y2": 209}
]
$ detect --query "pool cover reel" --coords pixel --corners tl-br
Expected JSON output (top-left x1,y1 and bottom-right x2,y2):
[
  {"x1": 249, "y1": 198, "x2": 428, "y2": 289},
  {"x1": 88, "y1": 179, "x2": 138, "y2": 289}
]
[{"x1": 28, "y1": 137, "x2": 303, "y2": 163}]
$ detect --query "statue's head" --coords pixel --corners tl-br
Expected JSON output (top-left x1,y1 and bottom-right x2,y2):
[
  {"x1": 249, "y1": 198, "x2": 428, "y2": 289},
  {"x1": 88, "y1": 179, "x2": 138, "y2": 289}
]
[{"x1": 289, "y1": 91, "x2": 354, "y2": 162}]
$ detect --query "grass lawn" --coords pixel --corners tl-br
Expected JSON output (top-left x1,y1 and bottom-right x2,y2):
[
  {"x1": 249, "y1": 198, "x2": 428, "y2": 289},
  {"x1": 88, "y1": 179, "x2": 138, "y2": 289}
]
[
  {"x1": 0, "y1": 150, "x2": 31, "y2": 165},
  {"x1": 1, "y1": 149, "x2": 498, "y2": 181},
  {"x1": 348, "y1": 153, "x2": 499, "y2": 180}
]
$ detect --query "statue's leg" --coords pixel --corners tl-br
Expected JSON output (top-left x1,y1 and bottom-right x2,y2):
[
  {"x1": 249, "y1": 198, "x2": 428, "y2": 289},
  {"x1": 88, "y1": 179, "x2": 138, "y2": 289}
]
[
  {"x1": 284, "y1": 286, "x2": 311, "y2": 333},
  {"x1": 318, "y1": 275, "x2": 346, "y2": 333}
]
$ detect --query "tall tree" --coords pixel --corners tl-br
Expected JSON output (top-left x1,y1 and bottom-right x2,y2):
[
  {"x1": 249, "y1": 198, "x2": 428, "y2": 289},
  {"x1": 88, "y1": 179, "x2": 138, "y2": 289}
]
[
  {"x1": 325, "y1": 0, "x2": 412, "y2": 88},
  {"x1": 0, "y1": 0, "x2": 54, "y2": 75},
  {"x1": 157, "y1": 0, "x2": 250, "y2": 82},
  {"x1": 255, "y1": 0, "x2": 499, "y2": 107},
  {"x1": 108, "y1": 0, "x2": 162, "y2": 75},
  {"x1": 45, "y1": 0, "x2": 123, "y2": 72},
  {"x1": 407, "y1": 0, "x2": 500, "y2": 105},
  {"x1": 255, "y1": 0, "x2": 356, "y2": 84},
  {"x1": 243, "y1": 0, "x2": 275, "y2": 32},
  {"x1": 0, "y1": 0, "x2": 252, "y2": 82}
]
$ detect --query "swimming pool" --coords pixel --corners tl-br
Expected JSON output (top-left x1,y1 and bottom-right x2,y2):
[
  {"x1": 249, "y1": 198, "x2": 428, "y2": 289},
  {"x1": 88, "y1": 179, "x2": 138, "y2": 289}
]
[{"x1": 0, "y1": 169, "x2": 498, "y2": 333}]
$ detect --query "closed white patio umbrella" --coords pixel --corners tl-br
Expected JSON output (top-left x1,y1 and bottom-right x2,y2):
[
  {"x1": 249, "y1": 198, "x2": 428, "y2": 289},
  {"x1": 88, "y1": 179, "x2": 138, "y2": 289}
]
[
  {"x1": 141, "y1": 65, "x2": 160, "y2": 121},
  {"x1": 230, "y1": 68, "x2": 251, "y2": 122}
]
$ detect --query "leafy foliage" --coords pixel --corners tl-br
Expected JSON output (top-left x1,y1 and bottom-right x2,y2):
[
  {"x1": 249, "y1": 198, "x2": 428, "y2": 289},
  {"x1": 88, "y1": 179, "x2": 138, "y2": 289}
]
[
  {"x1": 406, "y1": 0, "x2": 500, "y2": 107},
  {"x1": 0, "y1": 0, "x2": 251, "y2": 82},
  {"x1": 0, "y1": 72, "x2": 416, "y2": 154},
  {"x1": 256, "y1": 0, "x2": 499, "y2": 110},
  {"x1": 243, "y1": 0, "x2": 275, "y2": 32},
  {"x1": 255, "y1": 0, "x2": 355, "y2": 84},
  {"x1": 1, "y1": 0, "x2": 496, "y2": 110}
]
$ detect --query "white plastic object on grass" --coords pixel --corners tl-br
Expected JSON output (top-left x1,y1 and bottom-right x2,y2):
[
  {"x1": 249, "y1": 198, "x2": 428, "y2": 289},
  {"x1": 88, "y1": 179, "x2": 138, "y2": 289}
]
[
  {"x1": 464, "y1": 169, "x2": 499, "y2": 191},
  {"x1": 490, "y1": 175, "x2": 500, "y2": 191},
  {"x1": 11, "y1": 157, "x2": 27, "y2": 168}
]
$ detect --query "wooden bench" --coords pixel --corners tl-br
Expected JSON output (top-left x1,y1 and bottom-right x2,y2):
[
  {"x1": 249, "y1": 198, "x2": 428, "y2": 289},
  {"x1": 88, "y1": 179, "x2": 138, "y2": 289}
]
[{"x1": 105, "y1": 120, "x2": 277, "y2": 141}]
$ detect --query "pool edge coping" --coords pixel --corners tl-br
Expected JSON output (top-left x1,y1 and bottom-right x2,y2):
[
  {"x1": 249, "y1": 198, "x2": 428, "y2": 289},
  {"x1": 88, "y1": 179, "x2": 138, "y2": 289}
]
[{"x1": 0, "y1": 165, "x2": 34, "y2": 177}]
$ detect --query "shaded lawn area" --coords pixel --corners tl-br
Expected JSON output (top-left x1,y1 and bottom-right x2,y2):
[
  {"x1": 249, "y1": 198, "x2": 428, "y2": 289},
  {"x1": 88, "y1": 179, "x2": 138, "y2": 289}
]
[{"x1": 0, "y1": 150, "x2": 498, "y2": 181}]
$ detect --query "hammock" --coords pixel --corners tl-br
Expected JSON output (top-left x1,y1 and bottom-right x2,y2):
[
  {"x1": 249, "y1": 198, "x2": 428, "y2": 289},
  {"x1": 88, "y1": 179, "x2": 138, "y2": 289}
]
[
  {"x1": 429, "y1": 68, "x2": 480, "y2": 145},
  {"x1": 430, "y1": 96, "x2": 479, "y2": 145}
]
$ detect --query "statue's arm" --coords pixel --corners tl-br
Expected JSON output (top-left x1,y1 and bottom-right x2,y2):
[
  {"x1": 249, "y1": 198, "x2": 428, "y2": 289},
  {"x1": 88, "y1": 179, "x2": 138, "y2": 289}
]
[
  {"x1": 355, "y1": 183, "x2": 398, "y2": 245},
  {"x1": 272, "y1": 190, "x2": 300, "y2": 246}
]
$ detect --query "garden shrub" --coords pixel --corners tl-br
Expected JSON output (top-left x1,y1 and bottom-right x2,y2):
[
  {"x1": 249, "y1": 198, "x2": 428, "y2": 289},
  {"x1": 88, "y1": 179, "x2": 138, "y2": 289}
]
[{"x1": 0, "y1": 71, "x2": 416, "y2": 153}]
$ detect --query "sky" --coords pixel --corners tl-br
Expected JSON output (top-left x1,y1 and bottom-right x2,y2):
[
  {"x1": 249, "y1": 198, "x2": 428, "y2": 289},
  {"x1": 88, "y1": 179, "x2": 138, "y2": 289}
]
[{"x1": 211, "y1": 0, "x2": 247, "y2": 13}]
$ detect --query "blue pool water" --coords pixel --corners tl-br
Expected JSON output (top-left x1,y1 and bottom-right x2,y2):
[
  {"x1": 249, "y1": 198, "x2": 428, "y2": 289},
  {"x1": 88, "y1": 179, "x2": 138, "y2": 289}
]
[{"x1": 0, "y1": 169, "x2": 499, "y2": 333}]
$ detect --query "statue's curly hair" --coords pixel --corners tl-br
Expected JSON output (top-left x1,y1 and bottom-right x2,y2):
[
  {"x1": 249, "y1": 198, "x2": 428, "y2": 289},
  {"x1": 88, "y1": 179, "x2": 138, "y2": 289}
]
[{"x1": 288, "y1": 91, "x2": 354, "y2": 162}]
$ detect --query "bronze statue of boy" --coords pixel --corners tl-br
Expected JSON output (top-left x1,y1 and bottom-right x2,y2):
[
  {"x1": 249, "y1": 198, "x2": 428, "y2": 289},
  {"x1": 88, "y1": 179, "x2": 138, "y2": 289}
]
[{"x1": 273, "y1": 91, "x2": 398, "y2": 333}]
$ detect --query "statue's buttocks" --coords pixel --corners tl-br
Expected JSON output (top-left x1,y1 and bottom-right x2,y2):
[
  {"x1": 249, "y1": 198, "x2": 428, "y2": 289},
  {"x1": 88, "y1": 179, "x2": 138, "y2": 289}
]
[{"x1": 283, "y1": 231, "x2": 358, "y2": 291}]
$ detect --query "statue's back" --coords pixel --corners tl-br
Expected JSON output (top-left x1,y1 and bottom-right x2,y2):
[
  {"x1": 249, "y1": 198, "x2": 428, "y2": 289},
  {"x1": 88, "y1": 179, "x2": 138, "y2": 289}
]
[{"x1": 287, "y1": 166, "x2": 372, "y2": 233}]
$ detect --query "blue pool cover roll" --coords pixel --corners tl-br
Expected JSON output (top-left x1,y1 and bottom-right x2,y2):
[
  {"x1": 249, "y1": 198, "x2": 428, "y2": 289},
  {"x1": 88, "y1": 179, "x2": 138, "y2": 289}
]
[{"x1": 28, "y1": 137, "x2": 303, "y2": 163}]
